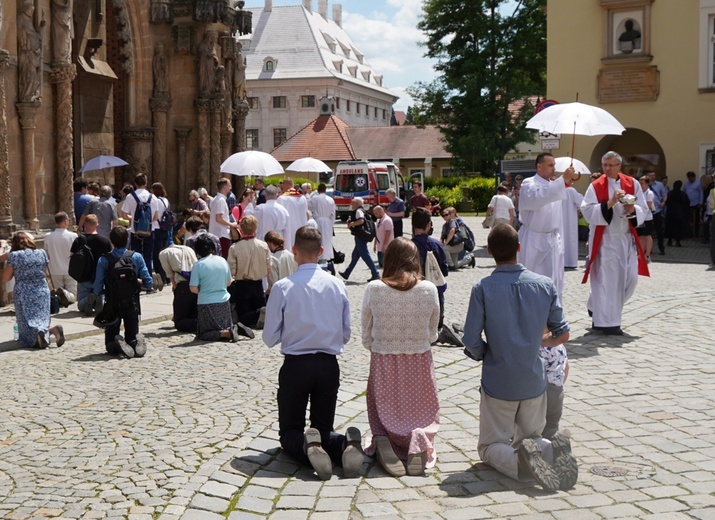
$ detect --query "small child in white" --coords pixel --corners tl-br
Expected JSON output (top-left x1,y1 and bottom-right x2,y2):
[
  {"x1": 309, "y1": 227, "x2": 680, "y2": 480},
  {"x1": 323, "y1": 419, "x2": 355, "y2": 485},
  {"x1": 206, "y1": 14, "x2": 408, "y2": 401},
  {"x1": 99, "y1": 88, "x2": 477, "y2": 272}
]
[{"x1": 540, "y1": 343, "x2": 570, "y2": 440}]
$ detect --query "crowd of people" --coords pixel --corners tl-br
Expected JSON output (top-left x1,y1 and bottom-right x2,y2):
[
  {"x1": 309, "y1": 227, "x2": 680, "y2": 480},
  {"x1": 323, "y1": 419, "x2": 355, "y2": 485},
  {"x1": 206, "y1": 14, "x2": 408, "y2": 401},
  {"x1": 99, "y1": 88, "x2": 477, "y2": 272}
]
[{"x1": 2, "y1": 151, "x2": 712, "y2": 490}]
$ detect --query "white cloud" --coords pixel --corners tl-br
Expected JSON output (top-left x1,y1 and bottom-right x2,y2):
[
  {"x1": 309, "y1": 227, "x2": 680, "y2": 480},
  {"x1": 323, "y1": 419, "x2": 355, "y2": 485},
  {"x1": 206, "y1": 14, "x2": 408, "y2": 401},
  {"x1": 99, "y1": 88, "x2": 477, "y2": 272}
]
[{"x1": 342, "y1": 1, "x2": 438, "y2": 110}]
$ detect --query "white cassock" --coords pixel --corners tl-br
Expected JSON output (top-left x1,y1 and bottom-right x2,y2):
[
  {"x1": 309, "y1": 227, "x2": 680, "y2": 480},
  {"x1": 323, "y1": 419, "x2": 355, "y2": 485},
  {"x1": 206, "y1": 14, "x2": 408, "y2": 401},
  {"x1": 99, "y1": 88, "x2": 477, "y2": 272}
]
[
  {"x1": 277, "y1": 193, "x2": 308, "y2": 251},
  {"x1": 580, "y1": 176, "x2": 646, "y2": 328},
  {"x1": 517, "y1": 175, "x2": 567, "y2": 299},
  {"x1": 311, "y1": 193, "x2": 336, "y2": 260},
  {"x1": 562, "y1": 187, "x2": 584, "y2": 268},
  {"x1": 253, "y1": 199, "x2": 290, "y2": 242}
]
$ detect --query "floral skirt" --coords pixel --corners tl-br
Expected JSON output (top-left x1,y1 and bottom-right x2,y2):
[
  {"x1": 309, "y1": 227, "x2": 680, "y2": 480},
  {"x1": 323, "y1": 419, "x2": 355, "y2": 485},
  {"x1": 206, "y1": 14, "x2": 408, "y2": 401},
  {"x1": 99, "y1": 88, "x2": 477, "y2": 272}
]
[
  {"x1": 196, "y1": 301, "x2": 232, "y2": 341},
  {"x1": 365, "y1": 351, "x2": 440, "y2": 467}
]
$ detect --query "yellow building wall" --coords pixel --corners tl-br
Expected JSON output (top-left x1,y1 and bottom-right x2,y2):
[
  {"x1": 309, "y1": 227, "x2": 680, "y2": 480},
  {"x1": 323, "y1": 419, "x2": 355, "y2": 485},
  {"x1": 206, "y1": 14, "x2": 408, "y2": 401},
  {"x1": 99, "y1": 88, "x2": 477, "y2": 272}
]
[{"x1": 546, "y1": 1, "x2": 715, "y2": 184}]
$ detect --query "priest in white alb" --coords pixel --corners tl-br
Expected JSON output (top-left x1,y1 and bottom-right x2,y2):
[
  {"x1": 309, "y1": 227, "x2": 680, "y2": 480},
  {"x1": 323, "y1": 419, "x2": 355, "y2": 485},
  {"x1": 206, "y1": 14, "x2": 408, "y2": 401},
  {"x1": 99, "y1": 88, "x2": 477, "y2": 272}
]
[
  {"x1": 562, "y1": 184, "x2": 584, "y2": 269},
  {"x1": 311, "y1": 183, "x2": 336, "y2": 263},
  {"x1": 580, "y1": 151, "x2": 650, "y2": 336},
  {"x1": 517, "y1": 153, "x2": 575, "y2": 299},
  {"x1": 277, "y1": 178, "x2": 308, "y2": 251}
]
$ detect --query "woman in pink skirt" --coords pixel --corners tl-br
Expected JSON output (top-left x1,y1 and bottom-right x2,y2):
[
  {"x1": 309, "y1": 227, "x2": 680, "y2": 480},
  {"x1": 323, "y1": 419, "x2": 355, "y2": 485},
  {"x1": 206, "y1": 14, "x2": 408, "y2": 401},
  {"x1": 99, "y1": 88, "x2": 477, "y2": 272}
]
[{"x1": 361, "y1": 237, "x2": 441, "y2": 476}]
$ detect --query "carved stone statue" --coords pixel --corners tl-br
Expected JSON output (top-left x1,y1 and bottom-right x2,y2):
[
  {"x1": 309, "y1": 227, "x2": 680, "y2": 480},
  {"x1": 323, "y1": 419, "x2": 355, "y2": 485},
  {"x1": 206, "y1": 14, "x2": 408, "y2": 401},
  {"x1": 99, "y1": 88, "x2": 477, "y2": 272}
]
[
  {"x1": 51, "y1": 0, "x2": 72, "y2": 65},
  {"x1": 153, "y1": 41, "x2": 169, "y2": 95},
  {"x1": 197, "y1": 29, "x2": 219, "y2": 98},
  {"x1": 234, "y1": 51, "x2": 247, "y2": 101},
  {"x1": 150, "y1": 0, "x2": 173, "y2": 24},
  {"x1": 618, "y1": 19, "x2": 641, "y2": 53},
  {"x1": 18, "y1": 0, "x2": 44, "y2": 102}
]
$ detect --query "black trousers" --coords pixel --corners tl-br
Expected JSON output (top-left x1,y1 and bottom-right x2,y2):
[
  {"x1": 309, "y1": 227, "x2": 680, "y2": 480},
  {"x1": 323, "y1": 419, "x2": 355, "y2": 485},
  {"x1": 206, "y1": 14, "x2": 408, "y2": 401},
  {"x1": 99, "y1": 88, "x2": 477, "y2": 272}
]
[
  {"x1": 278, "y1": 353, "x2": 346, "y2": 466},
  {"x1": 173, "y1": 281, "x2": 198, "y2": 333},
  {"x1": 652, "y1": 212, "x2": 666, "y2": 253},
  {"x1": 105, "y1": 305, "x2": 139, "y2": 351},
  {"x1": 393, "y1": 218, "x2": 403, "y2": 238},
  {"x1": 229, "y1": 279, "x2": 266, "y2": 327}
]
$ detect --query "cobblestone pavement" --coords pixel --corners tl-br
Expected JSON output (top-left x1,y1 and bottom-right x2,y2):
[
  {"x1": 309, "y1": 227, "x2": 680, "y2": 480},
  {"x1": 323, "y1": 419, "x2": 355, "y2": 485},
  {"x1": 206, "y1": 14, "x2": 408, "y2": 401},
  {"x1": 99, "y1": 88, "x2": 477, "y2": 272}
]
[{"x1": 1, "y1": 217, "x2": 714, "y2": 519}]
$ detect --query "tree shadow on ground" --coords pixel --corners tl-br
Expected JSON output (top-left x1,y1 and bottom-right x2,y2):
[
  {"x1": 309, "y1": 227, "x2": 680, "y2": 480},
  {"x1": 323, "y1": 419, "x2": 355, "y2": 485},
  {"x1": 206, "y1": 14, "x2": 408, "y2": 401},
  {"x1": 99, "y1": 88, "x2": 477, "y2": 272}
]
[
  {"x1": 439, "y1": 462, "x2": 556, "y2": 498},
  {"x1": 566, "y1": 331, "x2": 641, "y2": 360},
  {"x1": 73, "y1": 352, "x2": 120, "y2": 362}
]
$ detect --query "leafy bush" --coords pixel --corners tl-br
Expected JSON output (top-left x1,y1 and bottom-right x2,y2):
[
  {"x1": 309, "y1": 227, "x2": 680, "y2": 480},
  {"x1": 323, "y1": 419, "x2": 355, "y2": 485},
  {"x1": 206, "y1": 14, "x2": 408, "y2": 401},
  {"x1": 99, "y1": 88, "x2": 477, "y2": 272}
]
[
  {"x1": 425, "y1": 186, "x2": 462, "y2": 209},
  {"x1": 427, "y1": 177, "x2": 497, "y2": 213}
]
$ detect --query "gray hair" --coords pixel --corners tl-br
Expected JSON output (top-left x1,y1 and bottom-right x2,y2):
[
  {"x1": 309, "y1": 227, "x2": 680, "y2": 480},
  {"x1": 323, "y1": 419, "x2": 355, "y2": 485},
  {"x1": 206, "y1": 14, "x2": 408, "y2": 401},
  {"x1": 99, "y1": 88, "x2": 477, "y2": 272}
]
[
  {"x1": 100, "y1": 185, "x2": 113, "y2": 198},
  {"x1": 301, "y1": 182, "x2": 311, "y2": 191},
  {"x1": 602, "y1": 151, "x2": 623, "y2": 165},
  {"x1": 386, "y1": 188, "x2": 396, "y2": 196},
  {"x1": 197, "y1": 187, "x2": 209, "y2": 197},
  {"x1": 265, "y1": 184, "x2": 279, "y2": 199},
  {"x1": 353, "y1": 197, "x2": 364, "y2": 206},
  {"x1": 189, "y1": 189, "x2": 199, "y2": 198}
]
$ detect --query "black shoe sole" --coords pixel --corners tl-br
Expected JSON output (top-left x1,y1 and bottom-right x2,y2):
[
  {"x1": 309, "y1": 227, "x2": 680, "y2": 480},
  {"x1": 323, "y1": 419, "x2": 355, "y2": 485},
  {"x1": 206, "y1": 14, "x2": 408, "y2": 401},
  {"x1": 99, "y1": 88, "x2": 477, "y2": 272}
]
[
  {"x1": 551, "y1": 432, "x2": 578, "y2": 490},
  {"x1": 518, "y1": 439, "x2": 560, "y2": 491}
]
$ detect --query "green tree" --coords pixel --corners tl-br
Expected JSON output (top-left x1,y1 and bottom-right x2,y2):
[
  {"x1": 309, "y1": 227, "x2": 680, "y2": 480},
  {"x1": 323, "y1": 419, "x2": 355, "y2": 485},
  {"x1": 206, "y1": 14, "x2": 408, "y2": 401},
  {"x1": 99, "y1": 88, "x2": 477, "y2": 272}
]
[{"x1": 409, "y1": 0, "x2": 546, "y2": 175}]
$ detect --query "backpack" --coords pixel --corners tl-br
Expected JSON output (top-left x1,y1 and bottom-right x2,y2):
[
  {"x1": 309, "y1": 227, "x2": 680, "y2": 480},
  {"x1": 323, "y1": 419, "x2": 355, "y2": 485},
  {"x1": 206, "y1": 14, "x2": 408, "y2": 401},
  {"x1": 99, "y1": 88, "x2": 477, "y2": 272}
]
[
  {"x1": 68, "y1": 235, "x2": 95, "y2": 283},
  {"x1": 158, "y1": 198, "x2": 176, "y2": 232},
  {"x1": 131, "y1": 191, "x2": 153, "y2": 238},
  {"x1": 354, "y1": 210, "x2": 375, "y2": 242},
  {"x1": 459, "y1": 223, "x2": 475, "y2": 252},
  {"x1": 105, "y1": 251, "x2": 139, "y2": 306}
]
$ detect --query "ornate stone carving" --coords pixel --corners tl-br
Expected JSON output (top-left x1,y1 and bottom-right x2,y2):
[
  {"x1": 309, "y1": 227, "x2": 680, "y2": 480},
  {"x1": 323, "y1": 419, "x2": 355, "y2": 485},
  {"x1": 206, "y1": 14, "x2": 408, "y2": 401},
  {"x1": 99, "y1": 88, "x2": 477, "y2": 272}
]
[
  {"x1": 234, "y1": 49, "x2": 247, "y2": 101},
  {"x1": 18, "y1": 0, "x2": 45, "y2": 103},
  {"x1": 51, "y1": 0, "x2": 72, "y2": 65},
  {"x1": 49, "y1": 62, "x2": 76, "y2": 83},
  {"x1": 150, "y1": 0, "x2": 173, "y2": 24},
  {"x1": 153, "y1": 41, "x2": 169, "y2": 95},
  {"x1": 0, "y1": 50, "x2": 14, "y2": 232},
  {"x1": 194, "y1": 0, "x2": 232, "y2": 25},
  {"x1": 52, "y1": 64, "x2": 75, "y2": 224},
  {"x1": 109, "y1": 0, "x2": 134, "y2": 74},
  {"x1": 150, "y1": 95, "x2": 172, "y2": 112},
  {"x1": 197, "y1": 30, "x2": 219, "y2": 98},
  {"x1": 172, "y1": 25, "x2": 195, "y2": 54},
  {"x1": 16, "y1": 101, "x2": 42, "y2": 230},
  {"x1": 122, "y1": 127, "x2": 155, "y2": 180}
]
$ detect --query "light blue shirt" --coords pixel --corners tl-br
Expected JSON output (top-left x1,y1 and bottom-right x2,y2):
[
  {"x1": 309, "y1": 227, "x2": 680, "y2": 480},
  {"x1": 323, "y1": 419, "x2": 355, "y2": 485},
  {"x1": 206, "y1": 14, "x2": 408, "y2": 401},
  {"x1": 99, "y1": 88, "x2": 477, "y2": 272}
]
[
  {"x1": 462, "y1": 263, "x2": 569, "y2": 401},
  {"x1": 650, "y1": 180, "x2": 667, "y2": 214},
  {"x1": 684, "y1": 179, "x2": 703, "y2": 207},
  {"x1": 189, "y1": 255, "x2": 232, "y2": 305},
  {"x1": 262, "y1": 263, "x2": 351, "y2": 355},
  {"x1": 94, "y1": 247, "x2": 152, "y2": 296}
]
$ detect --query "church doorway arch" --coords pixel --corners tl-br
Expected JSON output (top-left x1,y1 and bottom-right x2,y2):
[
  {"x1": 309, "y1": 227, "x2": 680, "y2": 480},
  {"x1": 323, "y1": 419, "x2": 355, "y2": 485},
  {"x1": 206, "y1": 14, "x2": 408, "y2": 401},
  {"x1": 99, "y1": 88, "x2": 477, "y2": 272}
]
[{"x1": 590, "y1": 128, "x2": 666, "y2": 179}]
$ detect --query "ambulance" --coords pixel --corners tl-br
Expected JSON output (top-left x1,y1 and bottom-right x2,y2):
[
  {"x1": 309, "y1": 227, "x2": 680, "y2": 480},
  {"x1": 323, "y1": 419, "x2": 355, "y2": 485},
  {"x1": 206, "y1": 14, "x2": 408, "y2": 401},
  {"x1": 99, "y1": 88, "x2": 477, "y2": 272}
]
[{"x1": 333, "y1": 160, "x2": 422, "y2": 220}]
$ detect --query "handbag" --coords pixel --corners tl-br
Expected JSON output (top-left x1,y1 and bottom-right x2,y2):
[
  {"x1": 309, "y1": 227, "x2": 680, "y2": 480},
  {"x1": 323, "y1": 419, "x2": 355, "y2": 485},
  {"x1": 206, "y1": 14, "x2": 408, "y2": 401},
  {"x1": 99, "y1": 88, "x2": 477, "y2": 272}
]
[
  {"x1": 47, "y1": 272, "x2": 61, "y2": 315},
  {"x1": 424, "y1": 250, "x2": 445, "y2": 287},
  {"x1": 333, "y1": 248, "x2": 345, "y2": 264},
  {"x1": 482, "y1": 196, "x2": 498, "y2": 229}
]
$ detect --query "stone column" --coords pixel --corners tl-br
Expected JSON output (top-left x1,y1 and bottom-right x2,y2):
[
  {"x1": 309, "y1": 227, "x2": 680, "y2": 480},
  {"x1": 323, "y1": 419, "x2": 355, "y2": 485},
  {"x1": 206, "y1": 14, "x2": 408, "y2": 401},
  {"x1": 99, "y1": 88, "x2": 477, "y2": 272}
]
[
  {"x1": 16, "y1": 102, "x2": 42, "y2": 231},
  {"x1": 0, "y1": 50, "x2": 15, "y2": 237},
  {"x1": 232, "y1": 98, "x2": 249, "y2": 153},
  {"x1": 50, "y1": 63, "x2": 77, "y2": 225},
  {"x1": 209, "y1": 98, "x2": 223, "y2": 186},
  {"x1": 174, "y1": 127, "x2": 191, "y2": 200},
  {"x1": 150, "y1": 94, "x2": 172, "y2": 187},
  {"x1": 195, "y1": 98, "x2": 210, "y2": 190}
]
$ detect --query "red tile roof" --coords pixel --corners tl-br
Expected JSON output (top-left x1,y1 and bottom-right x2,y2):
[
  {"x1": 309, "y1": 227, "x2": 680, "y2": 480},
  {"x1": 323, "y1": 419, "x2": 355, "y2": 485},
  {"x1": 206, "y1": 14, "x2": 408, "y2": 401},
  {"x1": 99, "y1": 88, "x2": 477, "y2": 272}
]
[
  {"x1": 270, "y1": 115, "x2": 356, "y2": 162},
  {"x1": 347, "y1": 125, "x2": 450, "y2": 161},
  {"x1": 394, "y1": 111, "x2": 407, "y2": 126}
]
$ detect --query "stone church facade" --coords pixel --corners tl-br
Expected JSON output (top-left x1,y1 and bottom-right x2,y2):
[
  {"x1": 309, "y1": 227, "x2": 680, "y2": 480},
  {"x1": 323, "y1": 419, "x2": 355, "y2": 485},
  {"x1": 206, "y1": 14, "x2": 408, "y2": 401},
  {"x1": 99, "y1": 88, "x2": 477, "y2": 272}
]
[{"x1": 0, "y1": 0, "x2": 253, "y2": 234}]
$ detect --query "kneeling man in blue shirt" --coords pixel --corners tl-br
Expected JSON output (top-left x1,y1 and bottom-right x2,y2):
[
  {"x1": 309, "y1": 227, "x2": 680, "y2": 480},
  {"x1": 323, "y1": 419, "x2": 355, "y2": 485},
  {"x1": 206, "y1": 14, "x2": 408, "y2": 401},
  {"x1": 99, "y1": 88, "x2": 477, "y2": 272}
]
[
  {"x1": 462, "y1": 224, "x2": 577, "y2": 491},
  {"x1": 262, "y1": 226, "x2": 363, "y2": 480}
]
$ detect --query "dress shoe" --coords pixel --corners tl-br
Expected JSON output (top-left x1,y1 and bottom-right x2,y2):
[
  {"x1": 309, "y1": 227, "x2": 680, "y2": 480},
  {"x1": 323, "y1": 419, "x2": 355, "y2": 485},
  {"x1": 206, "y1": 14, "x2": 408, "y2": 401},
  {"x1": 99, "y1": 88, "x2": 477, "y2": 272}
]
[
  {"x1": 341, "y1": 427, "x2": 363, "y2": 478},
  {"x1": 375, "y1": 436, "x2": 405, "y2": 477},
  {"x1": 517, "y1": 438, "x2": 560, "y2": 491},
  {"x1": 367, "y1": 274, "x2": 380, "y2": 283},
  {"x1": 305, "y1": 428, "x2": 332, "y2": 480},
  {"x1": 339, "y1": 270, "x2": 349, "y2": 280},
  {"x1": 601, "y1": 326, "x2": 623, "y2": 336},
  {"x1": 234, "y1": 322, "x2": 255, "y2": 339}
]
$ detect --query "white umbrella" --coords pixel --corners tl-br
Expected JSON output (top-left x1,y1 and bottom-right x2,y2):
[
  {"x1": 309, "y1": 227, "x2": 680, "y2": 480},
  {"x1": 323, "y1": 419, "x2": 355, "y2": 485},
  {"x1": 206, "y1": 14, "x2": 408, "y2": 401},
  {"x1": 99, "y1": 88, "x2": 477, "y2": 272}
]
[
  {"x1": 554, "y1": 157, "x2": 590, "y2": 175},
  {"x1": 286, "y1": 157, "x2": 332, "y2": 173},
  {"x1": 525, "y1": 101, "x2": 626, "y2": 136},
  {"x1": 79, "y1": 155, "x2": 129, "y2": 173},
  {"x1": 220, "y1": 151, "x2": 284, "y2": 177}
]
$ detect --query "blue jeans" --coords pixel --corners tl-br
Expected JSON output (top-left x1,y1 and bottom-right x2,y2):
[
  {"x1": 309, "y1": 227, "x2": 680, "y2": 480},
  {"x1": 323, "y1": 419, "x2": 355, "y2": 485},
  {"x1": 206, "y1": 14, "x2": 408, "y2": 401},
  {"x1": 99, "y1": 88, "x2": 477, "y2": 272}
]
[
  {"x1": 131, "y1": 232, "x2": 154, "y2": 273},
  {"x1": 343, "y1": 237, "x2": 379, "y2": 279},
  {"x1": 77, "y1": 280, "x2": 96, "y2": 312}
]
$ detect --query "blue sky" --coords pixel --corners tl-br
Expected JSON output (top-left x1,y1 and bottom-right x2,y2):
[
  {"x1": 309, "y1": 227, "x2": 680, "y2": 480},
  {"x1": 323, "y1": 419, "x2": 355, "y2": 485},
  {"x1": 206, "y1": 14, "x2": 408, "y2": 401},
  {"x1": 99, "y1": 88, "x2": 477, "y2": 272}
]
[{"x1": 255, "y1": 0, "x2": 437, "y2": 111}]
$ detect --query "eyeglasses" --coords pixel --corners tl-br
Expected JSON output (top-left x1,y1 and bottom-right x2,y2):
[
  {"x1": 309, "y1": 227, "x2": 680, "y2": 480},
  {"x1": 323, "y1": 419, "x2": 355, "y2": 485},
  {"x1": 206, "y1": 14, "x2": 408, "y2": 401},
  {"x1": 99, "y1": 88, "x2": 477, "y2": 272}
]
[{"x1": 442, "y1": 213, "x2": 450, "y2": 217}]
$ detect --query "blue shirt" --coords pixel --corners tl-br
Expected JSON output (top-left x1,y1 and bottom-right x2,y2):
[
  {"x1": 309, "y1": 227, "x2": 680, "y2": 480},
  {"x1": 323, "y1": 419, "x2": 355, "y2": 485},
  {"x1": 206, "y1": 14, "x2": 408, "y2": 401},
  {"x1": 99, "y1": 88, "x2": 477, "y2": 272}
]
[
  {"x1": 386, "y1": 198, "x2": 406, "y2": 219},
  {"x1": 649, "y1": 180, "x2": 667, "y2": 214},
  {"x1": 93, "y1": 247, "x2": 153, "y2": 296},
  {"x1": 74, "y1": 193, "x2": 93, "y2": 223},
  {"x1": 462, "y1": 263, "x2": 569, "y2": 401},
  {"x1": 412, "y1": 233, "x2": 448, "y2": 292},
  {"x1": 189, "y1": 255, "x2": 232, "y2": 305},
  {"x1": 262, "y1": 263, "x2": 351, "y2": 355}
]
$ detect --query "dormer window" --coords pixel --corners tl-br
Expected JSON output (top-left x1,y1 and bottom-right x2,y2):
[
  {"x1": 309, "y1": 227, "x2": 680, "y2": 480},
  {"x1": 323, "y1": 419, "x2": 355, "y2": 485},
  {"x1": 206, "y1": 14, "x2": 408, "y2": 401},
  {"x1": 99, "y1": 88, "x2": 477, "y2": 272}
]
[
  {"x1": 322, "y1": 32, "x2": 337, "y2": 53},
  {"x1": 265, "y1": 61, "x2": 274, "y2": 71},
  {"x1": 263, "y1": 56, "x2": 278, "y2": 72},
  {"x1": 347, "y1": 66, "x2": 357, "y2": 78},
  {"x1": 353, "y1": 48, "x2": 364, "y2": 64},
  {"x1": 374, "y1": 75, "x2": 383, "y2": 87},
  {"x1": 338, "y1": 41, "x2": 351, "y2": 58},
  {"x1": 333, "y1": 60, "x2": 343, "y2": 73},
  {"x1": 361, "y1": 71, "x2": 371, "y2": 82}
]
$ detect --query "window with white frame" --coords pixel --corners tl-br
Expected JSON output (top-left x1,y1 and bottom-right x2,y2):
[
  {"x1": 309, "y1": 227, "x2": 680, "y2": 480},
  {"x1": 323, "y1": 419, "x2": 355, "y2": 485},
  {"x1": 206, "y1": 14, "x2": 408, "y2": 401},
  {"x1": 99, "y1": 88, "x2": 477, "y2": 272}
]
[
  {"x1": 699, "y1": 1, "x2": 715, "y2": 89},
  {"x1": 247, "y1": 97, "x2": 259, "y2": 109},
  {"x1": 246, "y1": 129, "x2": 259, "y2": 150}
]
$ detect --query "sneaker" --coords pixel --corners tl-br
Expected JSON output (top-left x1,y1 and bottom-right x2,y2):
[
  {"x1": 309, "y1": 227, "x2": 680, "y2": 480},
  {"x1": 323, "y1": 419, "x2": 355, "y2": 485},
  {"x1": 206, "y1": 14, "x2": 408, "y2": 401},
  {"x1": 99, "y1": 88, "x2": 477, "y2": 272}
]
[
  {"x1": 367, "y1": 274, "x2": 380, "y2": 283},
  {"x1": 338, "y1": 270, "x2": 349, "y2": 280},
  {"x1": 256, "y1": 306, "x2": 267, "y2": 330},
  {"x1": 342, "y1": 427, "x2": 363, "y2": 478},
  {"x1": 152, "y1": 273, "x2": 164, "y2": 292},
  {"x1": 439, "y1": 323, "x2": 465, "y2": 348},
  {"x1": 375, "y1": 435, "x2": 405, "y2": 477},
  {"x1": 83, "y1": 293, "x2": 97, "y2": 317},
  {"x1": 56, "y1": 287, "x2": 71, "y2": 308},
  {"x1": 305, "y1": 428, "x2": 332, "y2": 480},
  {"x1": 406, "y1": 451, "x2": 427, "y2": 476},
  {"x1": 551, "y1": 431, "x2": 578, "y2": 490},
  {"x1": 235, "y1": 322, "x2": 255, "y2": 339},
  {"x1": 115, "y1": 334, "x2": 135, "y2": 359},
  {"x1": 517, "y1": 438, "x2": 560, "y2": 491},
  {"x1": 134, "y1": 334, "x2": 147, "y2": 357}
]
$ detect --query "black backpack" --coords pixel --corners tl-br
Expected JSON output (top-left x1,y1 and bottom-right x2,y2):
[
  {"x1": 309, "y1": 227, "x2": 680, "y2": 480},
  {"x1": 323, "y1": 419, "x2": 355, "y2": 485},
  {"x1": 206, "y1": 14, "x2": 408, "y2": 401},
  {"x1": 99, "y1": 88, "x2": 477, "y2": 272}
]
[
  {"x1": 459, "y1": 222, "x2": 475, "y2": 252},
  {"x1": 354, "y1": 210, "x2": 376, "y2": 243},
  {"x1": 158, "y1": 198, "x2": 176, "y2": 232},
  {"x1": 68, "y1": 235, "x2": 95, "y2": 283},
  {"x1": 105, "y1": 251, "x2": 139, "y2": 306}
]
